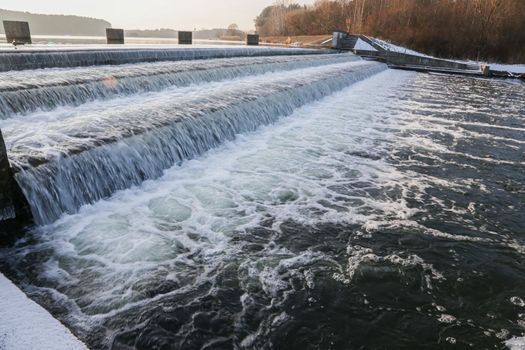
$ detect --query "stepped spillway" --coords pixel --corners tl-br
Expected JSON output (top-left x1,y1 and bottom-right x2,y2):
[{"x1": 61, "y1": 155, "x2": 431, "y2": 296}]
[
  {"x1": 0, "y1": 49, "x2": 385, "y2": 225},
  {"x1": 0, "y1": 54, "x2": 355, "y2": 118},
  {"x1": 0, "y1": 46, "x2": 333, "y2": 72}
]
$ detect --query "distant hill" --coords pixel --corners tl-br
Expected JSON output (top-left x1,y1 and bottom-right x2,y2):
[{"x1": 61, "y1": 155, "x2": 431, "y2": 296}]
[
  {"x1": 0, "y1": 9, "x2": 111, "y2": 36},
  {"x1": 194, "y1": 28, "x2": 245, "y2": 40}
]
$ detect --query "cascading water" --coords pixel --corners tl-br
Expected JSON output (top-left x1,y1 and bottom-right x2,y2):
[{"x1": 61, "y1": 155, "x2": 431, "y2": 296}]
[
  {"x1": 0, "y1": 47, "x2": 332, "y2": 72},
  {"x1": 0, "y1": 54, "x2": 357, "y2": 118},
  {"x1": 0, "y1": 53, "x2": 385, "y2": 224},
  {"x1": 1, "y1": 46, "x2": 525, "y2": 350}
]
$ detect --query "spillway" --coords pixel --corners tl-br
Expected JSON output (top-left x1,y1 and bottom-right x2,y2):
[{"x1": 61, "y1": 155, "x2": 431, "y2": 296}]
[
  {"x1": 0, "y1": 48, "x2": 385, "y2": 225},
  {"x1": 1, "y1": 46, "x2": 525, "y2": 350},
  {"x1": 0, "y1": 46, "x2": 332, "y2": 72},
  {"x1": 0, "y1": 54, "x2": 356, "y2": 118}
]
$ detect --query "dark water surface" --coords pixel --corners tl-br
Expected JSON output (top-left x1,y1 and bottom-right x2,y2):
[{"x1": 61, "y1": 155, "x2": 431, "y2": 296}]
[{"x1": 1, "y1": 67, "x2": 525, "y2": 350}]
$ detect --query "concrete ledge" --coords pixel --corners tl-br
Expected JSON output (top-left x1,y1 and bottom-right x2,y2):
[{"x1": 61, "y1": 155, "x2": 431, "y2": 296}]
[
  {"x1": 0, "y1": 47, "x2": 334, "y2": 72},
  {"x1": 0, "y1": 273, "x2": 88, "y2": 350},
  {"x1": 332, "y1": 31, "x2": 356, "y2": 50}
]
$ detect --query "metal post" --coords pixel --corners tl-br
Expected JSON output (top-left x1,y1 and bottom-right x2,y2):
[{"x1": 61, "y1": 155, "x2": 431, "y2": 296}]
[
  {"x1": 3, "y1": 21, "x2": 32, "y2": 44},
  {"x1": 178, "y1": 31, "x2": 192, "y2": 45},
  {"x1": 246, "y1": 34, "x2": 259, "y2": 46},
  {"x1": 106, "y1": 28, "x2": 125, "y2": 44}
]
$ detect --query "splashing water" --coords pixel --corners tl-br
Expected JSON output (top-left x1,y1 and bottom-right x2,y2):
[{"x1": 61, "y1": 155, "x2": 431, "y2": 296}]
[{"x1": 1, "y1": 51, "x2": 525, "y2": 350}]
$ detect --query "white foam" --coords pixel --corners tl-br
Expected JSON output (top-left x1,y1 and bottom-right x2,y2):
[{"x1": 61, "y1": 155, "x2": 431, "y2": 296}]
[
  {"x1": 511, "y1": 297, "x2": 525, "y2": 307},
  {"x1": 507, "y1": 337, "x2": 525, "y2": 350},
  {"x1": 438, "y1": 314, "x2": 457, "y2": 324}
]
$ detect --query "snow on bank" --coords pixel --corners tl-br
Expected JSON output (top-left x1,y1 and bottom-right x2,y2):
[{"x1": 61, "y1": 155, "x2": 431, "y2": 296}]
[
  {"x1": 354, "y1": 38, "x2": 377, "y2": 51},
  {"x1": 370, "y1": 37, "x2": 525, "y2": 75},
  {"x1": 370, "y1": 37, "x2": 432, "y2": 58},
  {"x1": 489, "y1": 64, "x2": 525, "y2": 74},
  {"x1": 0, "y1": 273, "x2": 88, "y2": 350}
]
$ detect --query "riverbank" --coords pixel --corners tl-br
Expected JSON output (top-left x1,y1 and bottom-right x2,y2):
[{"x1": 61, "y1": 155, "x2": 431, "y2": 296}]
[{"x1": 261, "y1": 35, "x2": 332, "y2": 48}]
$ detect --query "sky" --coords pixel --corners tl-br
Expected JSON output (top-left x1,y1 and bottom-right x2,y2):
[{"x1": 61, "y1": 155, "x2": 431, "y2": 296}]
[{"x1": 0, "y1": 0, "x2": 312, "y2": 31}]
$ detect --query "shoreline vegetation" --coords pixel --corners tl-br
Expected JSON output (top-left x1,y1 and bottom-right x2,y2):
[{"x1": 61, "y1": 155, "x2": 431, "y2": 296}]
[
  {"x1": 255, "y1": 0, "x2": 525, "y2": 64},
  {"x1": 2, "y1": 1, "x2": 524, "y2": 64}
]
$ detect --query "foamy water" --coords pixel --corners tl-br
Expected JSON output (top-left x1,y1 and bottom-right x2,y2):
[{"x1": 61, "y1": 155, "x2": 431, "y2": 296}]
[{"x1": 1, "y1": 54, "x2": 524, "y2": 349}]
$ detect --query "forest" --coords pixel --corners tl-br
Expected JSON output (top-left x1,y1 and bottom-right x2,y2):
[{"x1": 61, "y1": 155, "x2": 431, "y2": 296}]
[{"x1": 255, "y1": 0, "x2": 525, "y2": 63}]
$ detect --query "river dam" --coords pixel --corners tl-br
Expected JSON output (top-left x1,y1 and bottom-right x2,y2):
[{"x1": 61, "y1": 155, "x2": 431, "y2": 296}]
[{"x1": 0, "y1": 46, "x2": 524, "y2": 349}]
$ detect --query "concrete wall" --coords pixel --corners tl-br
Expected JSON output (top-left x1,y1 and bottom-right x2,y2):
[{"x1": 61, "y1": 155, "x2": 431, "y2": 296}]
[
  {"x1": 332, "y1": 32, "x2": 356, "y2": 50},
  {"x1": 331, "y1": 32, "x2": 345, "y2": 49},
  {"x1": 0, "y1": 130, "x2": 31, "y2": 225},
  {"x1": 178, "y1": 31, "x2": 192, "y2": 45},
  {"x1": 385, "y1": 51, "x2": 477, "y2": 71},
  {"x1": 0, "y1": 130, "x2": 16, "y2": 221},
  {"x1": 247, "y1": 34, "x2": 259, "y2": 46},
  {"x1": 106, "y1": 28, "x2": 124, "y2": 44},
  {"x1": 3, "y1": 21, "x2": 31, "y2": 44}
]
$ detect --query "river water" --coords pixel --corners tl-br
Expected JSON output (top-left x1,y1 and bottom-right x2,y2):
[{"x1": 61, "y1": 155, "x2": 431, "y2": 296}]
[{"x1": 0, "y1": 53, "x2": 524, "y2": 349}]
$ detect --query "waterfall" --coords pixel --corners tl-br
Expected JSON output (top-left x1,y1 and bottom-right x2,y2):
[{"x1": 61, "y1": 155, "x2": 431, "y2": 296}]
[
  {"x1": 2, "y1": 60, "x2": 385, "y2": 224},
  {"x1": 0, "y1": 47, "x2": 333, "y2": 72},
  {"x1": 0, "y1": 54, "x2": 358, "y2": 118}
]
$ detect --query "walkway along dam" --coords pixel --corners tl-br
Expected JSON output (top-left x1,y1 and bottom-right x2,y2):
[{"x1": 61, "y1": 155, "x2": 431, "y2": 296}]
[{"x1": 0, "y1": 45, "x2": 525, "y2": 349}]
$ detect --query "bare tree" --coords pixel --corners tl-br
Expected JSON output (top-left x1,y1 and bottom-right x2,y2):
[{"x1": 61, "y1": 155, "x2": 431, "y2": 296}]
[{"x1": 253, "y1": 0, "x2": 525, "y2": 62}]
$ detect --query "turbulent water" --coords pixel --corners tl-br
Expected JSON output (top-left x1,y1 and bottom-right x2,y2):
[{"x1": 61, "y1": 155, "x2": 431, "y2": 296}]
[{"x1": 1, "y1": 51, "x2": 525, "y2": 350}]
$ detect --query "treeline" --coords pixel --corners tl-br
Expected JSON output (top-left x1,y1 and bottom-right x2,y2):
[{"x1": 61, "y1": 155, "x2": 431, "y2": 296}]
[
  {"x1": 0, "y1": 9, "x2": 110, "y2": 36},
  {"x1": 125, "y1": 29, "x2": 178, "y2": 38},
  {"x1": 255, "y1": 0, "x2": 525, "y2": 63},
  {"x1": 125, "y1": 28, "x2": 246, "y2": 40}
]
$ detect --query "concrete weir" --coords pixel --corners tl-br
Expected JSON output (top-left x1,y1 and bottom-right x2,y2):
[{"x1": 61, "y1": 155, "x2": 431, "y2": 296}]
[
  {"x1": 0, "y1": 47, "x2": 333, "y2": 72},
  {"x1": 0, "y1": 47, "x2": 341, "y2": 225},
  {"x1": 0, "y1": 56, "x2": 381, "y2": 226}
]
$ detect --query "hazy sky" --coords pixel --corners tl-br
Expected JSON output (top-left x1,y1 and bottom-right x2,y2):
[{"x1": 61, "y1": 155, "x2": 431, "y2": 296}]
[{"x1": 0, "y1": 0, "x2": 312, "y2": 31}]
